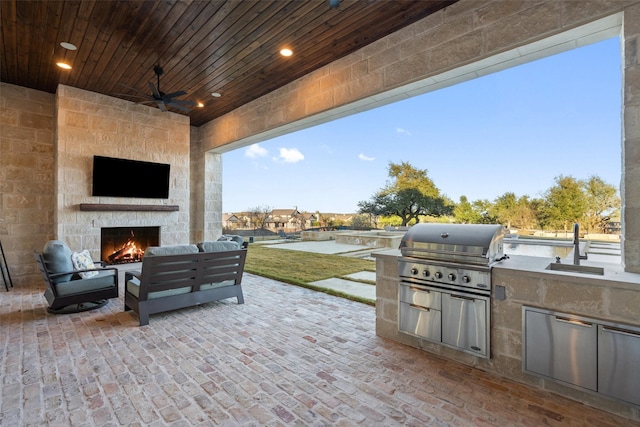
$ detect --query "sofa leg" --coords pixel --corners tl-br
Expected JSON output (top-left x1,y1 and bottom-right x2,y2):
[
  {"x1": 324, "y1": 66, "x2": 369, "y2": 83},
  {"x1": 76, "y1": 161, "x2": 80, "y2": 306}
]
[{"x1": 138, "y1": 307, "x2": 150, "y2": 326}]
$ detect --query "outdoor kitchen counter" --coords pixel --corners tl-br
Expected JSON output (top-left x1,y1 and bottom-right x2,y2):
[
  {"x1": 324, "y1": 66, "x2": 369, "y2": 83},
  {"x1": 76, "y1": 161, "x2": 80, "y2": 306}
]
[{"x1": 374, "y1": 250, "x2": 640, "y2": 420}]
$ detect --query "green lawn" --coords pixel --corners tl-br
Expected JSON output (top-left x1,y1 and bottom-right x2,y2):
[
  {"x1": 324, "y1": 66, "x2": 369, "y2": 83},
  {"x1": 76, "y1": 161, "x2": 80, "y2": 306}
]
[{"x1": 244, "y1": 244, "x2": 376, "y2": 304}]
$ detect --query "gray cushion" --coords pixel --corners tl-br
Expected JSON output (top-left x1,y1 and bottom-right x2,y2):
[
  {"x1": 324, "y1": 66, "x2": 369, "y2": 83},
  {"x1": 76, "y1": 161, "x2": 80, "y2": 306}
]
[
  {"x1": 126, "y1": 277, "x2": 191, "y2": 299},
  {"x1": 42, "y1": 240, "x2": 74, "y2": 284},
  {"x1": 200, "y1": 280, "x2": 236, "y2": 290},
  {"x1": 55, "y1": 269, "x2": 116, "y2": 296},
  {"x1": 144, "y1": 245, "x2": 199, "y2": 256},
  {"x1": 197, "y1": 241, "x2": 240, "y2": 252},
  {"x1": 218, "y1": 234, "x2": 244, "y2": 246}
]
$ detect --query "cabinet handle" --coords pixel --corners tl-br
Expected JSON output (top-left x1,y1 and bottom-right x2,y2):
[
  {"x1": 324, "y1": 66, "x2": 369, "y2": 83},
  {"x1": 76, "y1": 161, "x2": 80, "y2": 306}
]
[
  {"x1": 409, "y1": 303, "x2": 430, "y2": 311},
  {"x1": 555, "y1": 316, "x2": 592, "y2": 327},
  {"x1": 602, "y1": 325, "x2": 640, "y2": 338},
  {"x1": 450, "y1": 294, "x2": 475, "y2": 301}
]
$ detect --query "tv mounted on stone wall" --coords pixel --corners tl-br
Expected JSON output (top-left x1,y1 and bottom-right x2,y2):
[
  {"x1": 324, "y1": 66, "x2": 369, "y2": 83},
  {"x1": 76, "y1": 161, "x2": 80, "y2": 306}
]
[{"x1": 92, "y1": 156, "x2": 170, "y2": 199}]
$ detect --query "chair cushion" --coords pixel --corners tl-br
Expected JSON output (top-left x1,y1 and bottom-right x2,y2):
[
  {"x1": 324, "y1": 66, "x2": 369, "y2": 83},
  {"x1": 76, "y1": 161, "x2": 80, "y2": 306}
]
[
  {"x1": 197, "y1": 241, "x2": 240, "y2": 252},
  {"x1": 42, "y1": 240, "x2": 74, "y2": 284},
  {"x1": 144, "y1": 245, "x2": 199, "y2": 256},
  {"x1": 55, "y1": 270, "x2": 116, "y2": 296},
  {"x1": 71, "y1": 250, "x2": 98, "y2": 279}
]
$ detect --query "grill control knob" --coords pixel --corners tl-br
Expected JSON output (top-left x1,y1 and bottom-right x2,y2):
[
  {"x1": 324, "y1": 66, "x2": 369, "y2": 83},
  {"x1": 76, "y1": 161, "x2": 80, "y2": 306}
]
[
  {"x1": 434, "y1": 272, "x2": 443, "y2": 279},
  {"x1": 448, "y1": 273, "x2": 456, "y2": 281},
  {"x1": 422, "y1": 270, "x2": 430, "y2": 277},
  {"x1": 411, "y1": 268, "x2": 418, "y2": 275},
  {"x1": 462, "y1": 275, "x2": 471, "y2": 283}
]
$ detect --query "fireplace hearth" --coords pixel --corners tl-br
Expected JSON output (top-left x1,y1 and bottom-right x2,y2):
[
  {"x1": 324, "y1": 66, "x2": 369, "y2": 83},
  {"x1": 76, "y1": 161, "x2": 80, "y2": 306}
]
[{"x1": 100, "y1": 227, "x2": 160, "y2": 265}]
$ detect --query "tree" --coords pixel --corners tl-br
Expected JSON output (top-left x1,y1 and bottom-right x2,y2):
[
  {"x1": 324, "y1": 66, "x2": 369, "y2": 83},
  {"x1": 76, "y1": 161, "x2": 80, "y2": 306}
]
[
  {"x1": 247, "y1": 205, "x2": 271, "y2": 231},
  {"x1": 490, "y1": 192, "x2": 518, "y2": 229},
  {"x1": 490, "y1": 192, "x2": 536, "y2": 230},
  {"x1": 453, "y1": 196, "x2": 482, "y2": 224},
  {"x1": 350, "y1": 214, "x2": 371, "y2": 229},
  {"x1": 356, "y1": 200, "x2": 381, "y2": 228},
  {"x1": 541, "y1": 175, "x2": 586, "y2": 232},
  {"x1": 582, "y1": 175, "x2": 620, "y2": 233},
  {"x1": 358, "y1": 162, "x2": 452, "y2": 226}
]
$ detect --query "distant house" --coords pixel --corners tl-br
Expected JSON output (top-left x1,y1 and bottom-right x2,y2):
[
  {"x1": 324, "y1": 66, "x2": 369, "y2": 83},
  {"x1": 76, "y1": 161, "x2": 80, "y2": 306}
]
[
  {"x1": 267, "y1": 208, "x2": 302, "y2": 231},
  {"x1": 222, "y1": 213, "x2": 240, "y2": 229}
]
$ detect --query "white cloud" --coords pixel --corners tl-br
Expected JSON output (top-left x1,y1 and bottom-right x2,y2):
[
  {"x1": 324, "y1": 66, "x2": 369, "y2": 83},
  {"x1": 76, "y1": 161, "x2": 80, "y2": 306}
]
[
  {"x1": 396, "y1": 127, "x2": 412, "y2": 137},
  {"x1": 358, "y1": 153, "x2": 375, "y2": 161},
  {"x1": 245, "y1": 143, "x2": 268, "y2": 158},
  {"x1": 279, "y1": 147, "x2": 304, "y2": 163}
]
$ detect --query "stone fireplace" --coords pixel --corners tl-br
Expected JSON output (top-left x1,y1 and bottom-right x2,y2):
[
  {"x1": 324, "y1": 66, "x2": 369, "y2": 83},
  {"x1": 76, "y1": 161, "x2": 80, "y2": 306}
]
[{"x1": 100, "y1": 226, "x2": 160, "y2": 265}]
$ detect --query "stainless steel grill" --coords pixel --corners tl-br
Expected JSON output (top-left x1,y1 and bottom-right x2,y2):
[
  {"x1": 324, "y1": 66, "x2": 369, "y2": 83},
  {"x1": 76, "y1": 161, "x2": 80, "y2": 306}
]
[
  {"x1": 399, "y1": 223, "x2": 505, "y2": 266},
  {"x1": 397, "y1": 223, "x2": 507, "y2": 359}
]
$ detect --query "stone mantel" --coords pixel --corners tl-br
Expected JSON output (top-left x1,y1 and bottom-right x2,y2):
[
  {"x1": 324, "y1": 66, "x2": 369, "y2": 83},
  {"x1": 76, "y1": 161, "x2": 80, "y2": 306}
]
[{"x1": 78, "y1": 204, "x2": 180, "y2": 212}]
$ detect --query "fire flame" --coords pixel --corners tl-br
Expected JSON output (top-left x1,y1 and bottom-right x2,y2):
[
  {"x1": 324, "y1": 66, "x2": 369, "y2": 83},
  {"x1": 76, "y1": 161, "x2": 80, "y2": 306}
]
[{"x1": 108, "y1": 231, "x2": 145, "y2": 264}]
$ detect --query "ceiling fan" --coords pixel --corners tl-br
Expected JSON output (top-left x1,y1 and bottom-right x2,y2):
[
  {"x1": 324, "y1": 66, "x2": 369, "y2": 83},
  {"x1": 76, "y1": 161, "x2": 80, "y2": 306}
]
[{"x1": 117, "y1": 65, "x2": 197, "y2": 113}]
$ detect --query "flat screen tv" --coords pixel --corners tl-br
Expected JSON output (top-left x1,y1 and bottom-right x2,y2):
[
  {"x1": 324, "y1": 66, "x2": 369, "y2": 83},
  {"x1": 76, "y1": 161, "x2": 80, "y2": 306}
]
[{"x1": 92, "y1": 156, "x2": 170, "y2": 199}]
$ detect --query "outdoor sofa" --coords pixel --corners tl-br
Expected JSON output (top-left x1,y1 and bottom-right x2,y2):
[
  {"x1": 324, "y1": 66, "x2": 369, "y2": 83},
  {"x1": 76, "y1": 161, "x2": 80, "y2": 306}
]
[{"x1": 124, "y1": 238, "x2": 247, "y2": 326}]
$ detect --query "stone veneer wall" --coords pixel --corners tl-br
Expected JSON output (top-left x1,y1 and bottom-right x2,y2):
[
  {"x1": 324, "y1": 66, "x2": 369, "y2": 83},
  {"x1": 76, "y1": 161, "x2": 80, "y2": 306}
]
[
  {"x1": 197, "y1": 0, "x2": 640, "y2": 273},
  {"x1": 55, "y1": 85, "x2": 191, "y2": 260},
  {"x1": 0, "y1": 83, "x2": 55, "y2": 286}
]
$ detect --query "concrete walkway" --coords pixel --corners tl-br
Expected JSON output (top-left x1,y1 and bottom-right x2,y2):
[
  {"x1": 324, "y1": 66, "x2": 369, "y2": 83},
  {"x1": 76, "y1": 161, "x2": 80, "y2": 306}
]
[{"x1": 261, "y1": 240, "x2": 382, "y2": 303}]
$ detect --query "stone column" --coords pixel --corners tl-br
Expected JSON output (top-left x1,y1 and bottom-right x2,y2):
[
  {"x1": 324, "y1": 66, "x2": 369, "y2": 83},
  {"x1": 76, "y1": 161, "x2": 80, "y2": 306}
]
[{"x1": 623, "y1": 4, "x2": 640, "y2": 273}]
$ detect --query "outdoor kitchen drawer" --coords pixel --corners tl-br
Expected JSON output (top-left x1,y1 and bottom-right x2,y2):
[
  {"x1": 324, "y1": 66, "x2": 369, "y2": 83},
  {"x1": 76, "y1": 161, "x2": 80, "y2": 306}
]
[
  {"x1": 598, "y1": 324, "x2": 640, "y2": 406},
  {"x1": 399, "y1": 283, "x2": 441, "y2": 309},
  {"x1": 523, "y1": 308, "x2": 597, "y2": 391},
  {"x1": 398, "y1": 302, "x2": 442, "y2": 342}
]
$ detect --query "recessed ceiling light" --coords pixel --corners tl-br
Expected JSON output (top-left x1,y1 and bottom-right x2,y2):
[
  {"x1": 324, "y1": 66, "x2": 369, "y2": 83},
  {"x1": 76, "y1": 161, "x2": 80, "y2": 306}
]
[
  {"x1": 211, "y1": 92, "x2": 221, "y2": 97},
  {"x1": 280, "y1": 48, "x2": 293, "y2": 57},
  {"x1": 56, "y1": 62, "x2": 72, "y2": 70},
  {"x1": 60, "y1": 42, "x2": 77, "y2": 50},
  {"x1": 197, "y1": 102, "x2": 204, "y2": 108}
]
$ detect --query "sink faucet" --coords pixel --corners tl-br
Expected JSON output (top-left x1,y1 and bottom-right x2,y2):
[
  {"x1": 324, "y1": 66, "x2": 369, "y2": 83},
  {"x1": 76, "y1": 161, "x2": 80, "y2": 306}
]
[{"x1": 573, "y1": 223, "x2": 588, "y2": 265}]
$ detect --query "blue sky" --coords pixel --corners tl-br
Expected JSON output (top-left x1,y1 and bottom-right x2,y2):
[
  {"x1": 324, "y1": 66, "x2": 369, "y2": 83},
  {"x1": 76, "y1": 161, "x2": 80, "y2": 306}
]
[{"x1": 222, "y1": 37, "x2": 621, "y2": 214}]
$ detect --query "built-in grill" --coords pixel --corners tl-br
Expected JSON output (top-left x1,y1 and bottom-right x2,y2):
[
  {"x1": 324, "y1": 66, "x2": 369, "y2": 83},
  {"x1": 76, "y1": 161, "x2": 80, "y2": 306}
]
[{"x1": 397, "y1": 223, "x2": 507, "y2": 359}]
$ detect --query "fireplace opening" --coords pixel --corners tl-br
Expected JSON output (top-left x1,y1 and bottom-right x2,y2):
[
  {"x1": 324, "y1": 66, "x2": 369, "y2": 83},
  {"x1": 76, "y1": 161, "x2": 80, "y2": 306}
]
[{"x1": 100, "y1": 226, "x2": 160, "y2": 265}]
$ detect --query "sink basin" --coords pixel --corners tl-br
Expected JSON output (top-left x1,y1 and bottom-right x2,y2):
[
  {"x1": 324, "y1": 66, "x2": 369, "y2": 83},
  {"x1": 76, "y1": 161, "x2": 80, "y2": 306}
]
[{"x1": 546, "y1": 263, "x2": 604, "y2": 275}]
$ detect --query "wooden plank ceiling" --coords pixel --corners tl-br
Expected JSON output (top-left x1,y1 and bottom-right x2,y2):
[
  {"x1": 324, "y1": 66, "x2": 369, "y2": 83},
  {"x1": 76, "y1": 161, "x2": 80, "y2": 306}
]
[{"x1": 1, "y1": 0, "x2": 456, "y2": 127}]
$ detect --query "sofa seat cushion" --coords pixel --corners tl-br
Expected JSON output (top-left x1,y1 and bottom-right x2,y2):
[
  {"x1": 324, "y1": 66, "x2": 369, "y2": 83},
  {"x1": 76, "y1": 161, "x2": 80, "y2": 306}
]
[
  {"x1": 144, "y1": 245, "x2": 199, "y2": 256},
  {"x1": 55, "y1": 270, "x2": 116, "y2": 296},
  {"x1": 197, "y1": 241, "x2": 240, "y2": 252},
  {"x1": 126, "y1": 277, "x2": 191, "y2": 299},
  {"x1": 200, "y1": 280, "x2": 235, "y2": 290},
  {"x1": 42, "y1": 240, "x2": 74, "y2": 284}
]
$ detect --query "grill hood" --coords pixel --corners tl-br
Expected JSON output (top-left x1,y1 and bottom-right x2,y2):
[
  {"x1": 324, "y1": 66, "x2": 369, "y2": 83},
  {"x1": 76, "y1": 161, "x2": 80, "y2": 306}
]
[{"x1": 399, "y1": 223, "x2": 505, "y2": 265}]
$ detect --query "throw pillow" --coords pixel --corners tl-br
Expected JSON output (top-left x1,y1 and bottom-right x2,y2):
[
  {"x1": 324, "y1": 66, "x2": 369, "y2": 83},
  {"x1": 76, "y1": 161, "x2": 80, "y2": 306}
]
[{"x1": 71, "y1": 250, "x2": 99, "y2": 279}]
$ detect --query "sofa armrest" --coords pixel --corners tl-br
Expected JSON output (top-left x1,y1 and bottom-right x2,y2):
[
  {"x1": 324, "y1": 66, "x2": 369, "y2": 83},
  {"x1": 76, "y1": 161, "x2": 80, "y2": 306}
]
[{"x1": 125, "y1": 270, "x2": 141, "y2": 283}]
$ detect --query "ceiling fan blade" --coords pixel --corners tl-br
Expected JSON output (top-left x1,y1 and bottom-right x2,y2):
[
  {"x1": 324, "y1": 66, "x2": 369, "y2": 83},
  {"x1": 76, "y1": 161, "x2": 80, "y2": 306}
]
[
  {"x1": 148, "y1": 81, "x2": 162, "y2": 99},
  {"x1": 155, "y1": 100, "x2": 168, "y2": 112},
  {"x1": 167, "y1": 103, "x2": 191, "y2": 113},
  {"x1": 163, "y1": 90, "x2": 187, "y2": 99}
]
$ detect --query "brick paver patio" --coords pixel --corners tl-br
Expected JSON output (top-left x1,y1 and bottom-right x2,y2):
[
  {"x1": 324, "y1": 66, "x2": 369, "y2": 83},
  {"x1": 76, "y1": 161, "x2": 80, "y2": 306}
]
[{"x1": 1, "y1": 272, "x2": 638, "y2": 426}]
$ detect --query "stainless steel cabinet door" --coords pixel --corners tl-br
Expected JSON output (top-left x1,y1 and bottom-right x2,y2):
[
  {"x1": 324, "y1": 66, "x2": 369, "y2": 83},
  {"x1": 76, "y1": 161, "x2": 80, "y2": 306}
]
[
  {"x1": 441, "y1": 293, "x2": 488, "y2": 358},
  {"x1": 398, "y1": 302, "x2": 441, "y2": 342},
  {"x1": 598, "y1": 324, "x2": 640, "y2": 406},
  {"x1": 524, "y1": 310, "x2": 597, "y2": 391}
]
